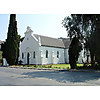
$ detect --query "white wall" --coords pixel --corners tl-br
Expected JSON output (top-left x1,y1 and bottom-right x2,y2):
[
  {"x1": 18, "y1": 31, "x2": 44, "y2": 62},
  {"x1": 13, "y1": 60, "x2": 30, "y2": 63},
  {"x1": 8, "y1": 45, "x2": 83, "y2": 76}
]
[
  {"x1": 19, "y1": 26, "x2": 91, "y2": 65},
  {"x1": 39, "y1": 46, "x2": 65, "y2": 65},
  {"x1": 19, "y1": 33, "x2": 40, "y2": 65},
  {"x1": 64, "y1": 49, "x2": 91, "y2": 64},
  {"x1": 78, "y1": 51, "x2": 84, "y2": 63},
  {"x1": 78, "y1": 50, "x2": 91, "y2": 63},
  {"x1": 64, "y1": 49, "x2": 69, "y2": 63}
]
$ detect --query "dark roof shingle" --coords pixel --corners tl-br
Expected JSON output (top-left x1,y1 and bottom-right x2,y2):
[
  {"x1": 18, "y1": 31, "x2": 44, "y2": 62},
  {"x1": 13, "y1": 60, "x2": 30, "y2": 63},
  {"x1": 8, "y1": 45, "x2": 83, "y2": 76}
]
[
  {"x1": 34, "y1": 34, "x2": 70, "y2": 49},
  {"x1": 61, "y1": 38, "x2": 71, "y2": 49}
]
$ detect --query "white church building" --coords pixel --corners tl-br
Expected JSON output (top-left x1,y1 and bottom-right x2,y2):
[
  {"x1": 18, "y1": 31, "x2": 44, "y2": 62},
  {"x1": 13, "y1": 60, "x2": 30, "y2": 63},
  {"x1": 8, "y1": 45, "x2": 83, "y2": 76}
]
[{"x1": 19, "y1": 26, "x2": 86, "y2": 65}]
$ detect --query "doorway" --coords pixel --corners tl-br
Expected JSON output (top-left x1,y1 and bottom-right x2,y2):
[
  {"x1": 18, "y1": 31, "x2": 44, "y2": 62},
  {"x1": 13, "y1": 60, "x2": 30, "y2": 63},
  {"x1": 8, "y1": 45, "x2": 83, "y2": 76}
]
[{"x1": 27, "y1": 52, "x2": 30, "y2": 65}]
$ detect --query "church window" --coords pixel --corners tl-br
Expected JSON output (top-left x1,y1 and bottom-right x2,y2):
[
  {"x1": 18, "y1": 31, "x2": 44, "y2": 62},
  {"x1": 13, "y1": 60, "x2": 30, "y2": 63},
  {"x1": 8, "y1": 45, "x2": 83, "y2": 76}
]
[
  {"x1": 46, "y1": 50, "x2": 48, "y2": 58},
  {"x1": 33, "y1": 51, "x2": 35, "y2": 58},
  {"x1": 22, "y1": 53, "x2": 24, "y2": 59},
  {"x1": 57, "y1": 51, "x2": 59, "y2": 58}
]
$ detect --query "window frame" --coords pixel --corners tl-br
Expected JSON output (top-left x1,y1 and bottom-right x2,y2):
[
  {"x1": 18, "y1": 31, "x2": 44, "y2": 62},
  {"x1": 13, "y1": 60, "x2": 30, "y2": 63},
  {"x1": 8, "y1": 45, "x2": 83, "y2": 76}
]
[
  {"x1": 22, "y1": 53, "x2": 24, "y2": 59},
  {"x1": 33, "y1": 51, "x2": 35, "y2": 59},
  {"x1": 57, "y1": 51, "x2": 59, "y2": 58},
  {"x1": 46, "y1": 50, "x2": 48, "y2": 58}
]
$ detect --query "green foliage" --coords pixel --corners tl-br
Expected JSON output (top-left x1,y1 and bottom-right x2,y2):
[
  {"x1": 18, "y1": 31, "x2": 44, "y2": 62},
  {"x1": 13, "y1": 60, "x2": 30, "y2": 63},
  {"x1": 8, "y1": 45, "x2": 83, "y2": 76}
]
[
  {"x1": 94, "y1": 22, "x2": 100, "y2": 64},
  {"x1": 62, "y1": 14, "x2": 84, "y2": 39},
  {"x1": 18, "y1": 60, "x2": 23, "y2": 65},
  {"x1": 2, "y1": 38, "x2": 18, "y2": 65},
  {"x1": 62, "y1": 15, "x2": 83, "y2": 69},
  {"x1": 0, "y1": 59, "x2": 3, "y2": 63},
  {"x1": 51, "y1": 64, "x2": 70, "y2": 69},
  {"x1": 69, "y1": 37, "x2": 82, "y2": 69},
  {"x1": 2, "y1": 14, "x2": 19, "y2": 65},
  {"x1": 83, "y1": 15, "x2": 100, "y2": 66},
  {"x1": 0, "y1": 51, "x2": 2, "y2": 59},
  {"x1": 0, "y1": 51, "x2": 3, "y2": 65},
  {"x1": 20, "y1": 37, "x2": 25, "y2": 42},
  {"x1": 62, "y1": 14, "x2": 100, "y2": 68},
  {"x1": 23, "y1": 64, "x2": 71, "y2": 69}
]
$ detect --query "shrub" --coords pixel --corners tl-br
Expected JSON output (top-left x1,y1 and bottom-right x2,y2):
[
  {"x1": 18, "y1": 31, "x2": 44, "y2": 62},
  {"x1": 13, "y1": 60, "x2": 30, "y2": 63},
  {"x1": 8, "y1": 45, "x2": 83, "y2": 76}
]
[
  {"x1": 34, "y1": 65, "x2": 37, "y2": 67},
  {"x1": 18, "y1": 60, "x2": 23, "y2": 65},
  {"x1": 0, "y1": 59, "x2": 3, "y2": 65},
  {"x1": 42, "y1": 65, "x2": 46, "y2": 68}
]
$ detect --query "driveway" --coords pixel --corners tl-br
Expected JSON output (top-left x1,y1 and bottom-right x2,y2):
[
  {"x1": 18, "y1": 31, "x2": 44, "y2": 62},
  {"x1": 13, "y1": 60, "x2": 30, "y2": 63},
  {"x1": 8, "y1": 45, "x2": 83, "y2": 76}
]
[{"x1": 0, "y1": 67, "x2": 100, "y2": 86}]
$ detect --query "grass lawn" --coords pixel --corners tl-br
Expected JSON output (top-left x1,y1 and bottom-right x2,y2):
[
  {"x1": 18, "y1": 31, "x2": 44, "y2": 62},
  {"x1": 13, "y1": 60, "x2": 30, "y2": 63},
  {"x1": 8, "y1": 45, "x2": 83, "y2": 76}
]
[
  {"x1": 51, "y1": 64, "x2": 70, "y2": 69},
  {"x1": 13, "y1": 63, "x2": 98, "y2": 70},
  {"x1": 7, "y1": 62, "x2": 86, "y2": 69},
  {"x1": 16, "y1": 63, "x2": 86, "y2": 69},
  {"x1": 23, "y1": 64, "x2": 73, "y2": 69},
  {"x1": 77, "y1": 64, "x2": 84, "y2": 67}
]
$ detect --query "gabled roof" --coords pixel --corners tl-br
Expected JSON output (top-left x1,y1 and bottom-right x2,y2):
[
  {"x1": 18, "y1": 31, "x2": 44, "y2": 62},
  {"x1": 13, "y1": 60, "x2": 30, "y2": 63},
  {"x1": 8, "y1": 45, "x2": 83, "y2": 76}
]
[
  {"x1": 34, "y1": 34, "x2": 70, "y2": 49},
  {"x1": 61, "y1": 38, "x2": 71, "y2": 49}
]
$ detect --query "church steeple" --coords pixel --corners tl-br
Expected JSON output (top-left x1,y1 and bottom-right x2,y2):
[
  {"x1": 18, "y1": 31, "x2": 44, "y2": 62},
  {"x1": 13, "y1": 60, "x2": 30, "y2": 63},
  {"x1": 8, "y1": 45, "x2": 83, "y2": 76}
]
[{"x1": 24, "y1": 26, "x2": 33, "y2": 35}]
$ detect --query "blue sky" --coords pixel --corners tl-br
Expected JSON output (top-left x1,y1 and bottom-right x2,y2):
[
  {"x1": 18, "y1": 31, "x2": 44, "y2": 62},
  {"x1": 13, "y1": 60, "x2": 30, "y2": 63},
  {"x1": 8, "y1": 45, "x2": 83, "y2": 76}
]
[{"x1": 0, "y1": 14, "x2": 68, "y2": 41}]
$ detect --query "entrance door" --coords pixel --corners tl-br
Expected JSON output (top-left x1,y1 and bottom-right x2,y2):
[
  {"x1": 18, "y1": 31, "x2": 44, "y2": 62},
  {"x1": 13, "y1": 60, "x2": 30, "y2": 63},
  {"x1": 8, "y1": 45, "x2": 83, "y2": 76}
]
[{"x1": 27, "y1": 52, "x2": 30, "y2": 65}]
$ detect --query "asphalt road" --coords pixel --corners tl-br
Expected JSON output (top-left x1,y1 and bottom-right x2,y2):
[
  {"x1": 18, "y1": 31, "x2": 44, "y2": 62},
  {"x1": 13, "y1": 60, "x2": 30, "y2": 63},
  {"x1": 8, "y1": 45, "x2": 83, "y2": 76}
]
[{"x1": 0, "y1": 67, "x2": 100, "y2": 86}]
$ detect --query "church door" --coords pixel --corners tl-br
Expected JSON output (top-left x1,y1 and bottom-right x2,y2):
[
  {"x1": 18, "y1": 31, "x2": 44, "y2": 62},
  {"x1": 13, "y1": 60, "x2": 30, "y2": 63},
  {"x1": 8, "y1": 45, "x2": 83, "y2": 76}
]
[{"x1": 27, "y1": 52, "x2": 30, "y2": 65}]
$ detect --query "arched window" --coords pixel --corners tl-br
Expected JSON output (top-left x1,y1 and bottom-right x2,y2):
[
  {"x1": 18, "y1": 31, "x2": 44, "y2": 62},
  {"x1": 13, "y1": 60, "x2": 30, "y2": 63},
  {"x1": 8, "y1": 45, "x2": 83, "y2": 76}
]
[
  {"x1": 46, "y1": 50, "x2": 48, "y2": 58},
  {"x1": 57, "y1": 51, "x2": 59, "y2": 58},
  {"x1": 22, "y1": 53, "x2": 24, "y2": 59},
  {"x1": 33, "y1": 51, "x2": 35, "y2": 58}
]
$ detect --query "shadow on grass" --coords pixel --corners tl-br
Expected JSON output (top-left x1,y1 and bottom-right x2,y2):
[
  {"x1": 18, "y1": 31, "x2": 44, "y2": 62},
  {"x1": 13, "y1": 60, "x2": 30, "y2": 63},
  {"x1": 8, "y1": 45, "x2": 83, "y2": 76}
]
[{"x1": 22, "y1": 70, "x2": 100, "y2": 83}]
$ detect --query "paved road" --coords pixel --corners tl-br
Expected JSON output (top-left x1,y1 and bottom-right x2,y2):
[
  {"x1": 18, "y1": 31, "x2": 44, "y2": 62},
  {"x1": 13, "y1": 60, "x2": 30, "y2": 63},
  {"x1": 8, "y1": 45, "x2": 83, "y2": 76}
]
[{"x1": 0, "y1": 67, "x2": 100, "y2": 86}]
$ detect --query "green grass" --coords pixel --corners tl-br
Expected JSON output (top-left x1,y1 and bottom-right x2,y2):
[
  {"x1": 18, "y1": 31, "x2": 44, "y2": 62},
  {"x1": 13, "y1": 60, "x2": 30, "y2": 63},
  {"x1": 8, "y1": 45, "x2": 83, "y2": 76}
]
[
  {"x1": 36, "y1": 64, "x2": 71, "y2": 69},
  {"x1": 0, "y1": 51, "x2": 2, "y2": 54},
  {"x1": 77, "y1": 64, "x2": 84, "y2": 67},
  {"x1": 76, "y1": 63, "x2": 91, "y2": 68},
  {"x1": 22, "y1": 64, "x2": 71, "y2": 69},
  {"x1": 51, "y1": 64, "x2": 70, "y2": 69},
  {"x1": 20, "y1": 64, "x2": 87, "y2": 69}
]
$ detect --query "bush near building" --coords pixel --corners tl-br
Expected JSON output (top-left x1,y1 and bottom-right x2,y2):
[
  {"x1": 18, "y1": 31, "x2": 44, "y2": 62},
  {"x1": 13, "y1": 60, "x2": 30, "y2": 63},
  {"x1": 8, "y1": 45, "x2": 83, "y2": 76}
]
[{"x1": 0, "y1": 51, "x2": 3, "y2": 65}]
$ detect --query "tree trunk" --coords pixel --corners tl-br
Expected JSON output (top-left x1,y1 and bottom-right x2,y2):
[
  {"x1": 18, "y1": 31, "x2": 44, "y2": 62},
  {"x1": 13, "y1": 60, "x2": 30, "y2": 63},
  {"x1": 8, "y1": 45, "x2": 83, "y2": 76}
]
[{"x1": 90, "y1": 52, "x2": 95, "y2": 67}]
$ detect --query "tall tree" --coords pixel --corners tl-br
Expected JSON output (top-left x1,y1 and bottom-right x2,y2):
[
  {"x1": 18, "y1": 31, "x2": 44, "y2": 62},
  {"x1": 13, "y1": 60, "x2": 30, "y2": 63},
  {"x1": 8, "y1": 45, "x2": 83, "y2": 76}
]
[
  {"x1": 83, "y1": 15, "x2": 100, "y2": 67},
  {"x1": 69, "y1": 37, "x2": 82, "y2": 69},
  {"x1": 2, "y1": 14, "x2": 19, "y2": 65},
  {"x1": 94, "y1": 19, "x2": 100, "y2": 64},
  {"x1": 62, "y1": 14, "x2": 83, "y2": 69},
  {"x1": 62, "y1": 14, "x2": 100, "y2": 68}
]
